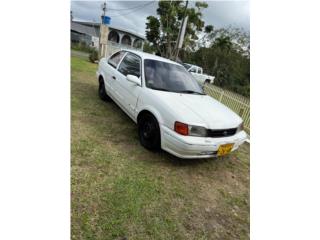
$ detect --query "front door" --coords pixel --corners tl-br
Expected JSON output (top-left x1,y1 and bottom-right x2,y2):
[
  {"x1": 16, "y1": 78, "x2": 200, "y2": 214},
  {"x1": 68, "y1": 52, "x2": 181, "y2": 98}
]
[
  {"x1": 115, "y1": 52, "x2": 142, "y2": 118},
  {"x1": 105, "y1": 51, "x2": 127, "y2": 99}
]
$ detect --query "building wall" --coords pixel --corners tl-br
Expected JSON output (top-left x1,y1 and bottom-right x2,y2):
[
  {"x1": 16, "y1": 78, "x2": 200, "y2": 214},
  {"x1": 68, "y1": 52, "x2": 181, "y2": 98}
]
[
  {"x1": 71, "y1": 31, "x2": 91, "y2": 46},
  {"x1": 107, "y1": 29, "x2": 144, "y2": 51},
  {"x1": 71, "y1": 22, "x2": 145, "y2": 54},
  {"x1": 91, "y1": 36, "x2": 99, "y2": 49}
]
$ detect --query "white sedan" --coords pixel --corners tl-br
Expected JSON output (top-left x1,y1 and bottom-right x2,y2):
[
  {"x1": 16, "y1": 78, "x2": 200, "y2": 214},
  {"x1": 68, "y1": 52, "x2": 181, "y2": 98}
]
[{"x1": 96, "y1": 50, "x2": 247, "y2": 159}]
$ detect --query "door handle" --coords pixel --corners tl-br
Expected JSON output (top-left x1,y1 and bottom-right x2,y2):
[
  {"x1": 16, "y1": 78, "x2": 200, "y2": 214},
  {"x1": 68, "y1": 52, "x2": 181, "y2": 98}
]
[{"x1": 112, "y1": 76, "x2": 116, "y2": 80}]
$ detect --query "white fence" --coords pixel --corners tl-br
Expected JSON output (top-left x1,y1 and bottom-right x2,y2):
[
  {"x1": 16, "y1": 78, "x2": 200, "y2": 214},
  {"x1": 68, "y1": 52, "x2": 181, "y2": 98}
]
[{"x1": 204, "y1": 84, "x2": 250, "y2": 133}]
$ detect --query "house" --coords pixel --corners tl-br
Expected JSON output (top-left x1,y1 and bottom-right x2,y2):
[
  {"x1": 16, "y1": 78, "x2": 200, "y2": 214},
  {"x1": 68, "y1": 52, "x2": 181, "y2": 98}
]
[
  {"x1": 71, "y1": 20, "x2": 145, "y2": 57},
  {"x1": 71, "y1": 21, "x2": 100, "y2": 48}
]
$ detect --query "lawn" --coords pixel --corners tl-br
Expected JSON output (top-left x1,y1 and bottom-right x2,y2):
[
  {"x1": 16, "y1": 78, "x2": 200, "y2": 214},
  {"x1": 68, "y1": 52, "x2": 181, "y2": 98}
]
[{"x1": 71, "y1": 55, "x2": 250, "y2": 240}]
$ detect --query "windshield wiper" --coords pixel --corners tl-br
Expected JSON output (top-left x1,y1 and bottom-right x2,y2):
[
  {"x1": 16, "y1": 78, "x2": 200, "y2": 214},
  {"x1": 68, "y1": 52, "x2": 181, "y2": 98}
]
[
  {"x1": 150, "y1": 88, "x2": 205, "y2": 95},
  {"x1": 178, "y1": 90, "x2": 206, "y2": 95},
  {"x1": 149, "y1": 87, "x2": 170, "y2": 92}
]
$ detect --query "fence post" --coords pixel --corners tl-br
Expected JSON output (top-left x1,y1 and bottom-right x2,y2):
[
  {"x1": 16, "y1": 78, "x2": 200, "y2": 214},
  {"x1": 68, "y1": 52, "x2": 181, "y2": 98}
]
[
  {"x1": 239, "y1": 108, "x2": 244, "y2": 117},
  {"x1": 219, "y1": 90, "x2": 224, "y2": 102}
]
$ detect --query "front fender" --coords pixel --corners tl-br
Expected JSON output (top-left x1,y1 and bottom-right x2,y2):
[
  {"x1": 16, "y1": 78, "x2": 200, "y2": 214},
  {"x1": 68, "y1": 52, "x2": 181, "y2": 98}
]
[
  {"x1": 97, "y1": 58, "x2": 108, "y2": 83},
  {"x1": 136, "y1": 105, "x2": 164, "y2": 125}
]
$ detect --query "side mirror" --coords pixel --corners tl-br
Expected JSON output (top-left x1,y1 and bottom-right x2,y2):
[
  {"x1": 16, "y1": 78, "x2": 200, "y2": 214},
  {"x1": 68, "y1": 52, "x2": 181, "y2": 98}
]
[{"x1": 126, "y1": 74, "x2": 141, "y2": 86}]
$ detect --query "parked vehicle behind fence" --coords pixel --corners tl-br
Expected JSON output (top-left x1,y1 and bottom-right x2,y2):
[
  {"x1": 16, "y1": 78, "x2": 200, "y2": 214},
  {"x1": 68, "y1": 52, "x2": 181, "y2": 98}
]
[
  {"x1": 96, "y1": 50, "x2": 247, "y2": 159},
  {"x1": 182, "y1": 63, "x2": 215, "y2": 85}
]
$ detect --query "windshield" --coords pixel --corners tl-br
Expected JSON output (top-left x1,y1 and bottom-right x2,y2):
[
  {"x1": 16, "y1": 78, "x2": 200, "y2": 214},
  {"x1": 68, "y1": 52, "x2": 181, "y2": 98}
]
[
  {"x1": 182, "y1": 63, "x2": 191, "y2": 70},
  {"x1": 144, "y1": 59, "x2": 204, "y2": 94}
]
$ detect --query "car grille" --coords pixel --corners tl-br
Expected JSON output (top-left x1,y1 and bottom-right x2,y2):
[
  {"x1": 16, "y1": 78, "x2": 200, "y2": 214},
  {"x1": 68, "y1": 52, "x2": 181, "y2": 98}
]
[{"x1": 207, "y1": 128, "x2": 237, "y2": 138}]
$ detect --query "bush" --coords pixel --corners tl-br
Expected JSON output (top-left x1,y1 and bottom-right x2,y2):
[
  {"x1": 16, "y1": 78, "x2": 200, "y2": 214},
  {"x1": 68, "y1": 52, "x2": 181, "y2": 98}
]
[
  {"x1": 89, "y1": 49, "x2": 99, "y2": 63},
  {"x1": 71, "y1": 41, "x2": 93, "y2": 53}
]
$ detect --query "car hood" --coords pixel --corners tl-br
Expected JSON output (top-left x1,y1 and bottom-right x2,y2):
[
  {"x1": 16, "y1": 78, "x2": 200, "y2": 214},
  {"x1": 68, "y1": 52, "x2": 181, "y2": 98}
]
[
  {"x1": 152, "y1": 90, "x2": 242, "y2": 129},
  {"x1": 203, "y1": 74, "x2": 213, "y2": 78}
]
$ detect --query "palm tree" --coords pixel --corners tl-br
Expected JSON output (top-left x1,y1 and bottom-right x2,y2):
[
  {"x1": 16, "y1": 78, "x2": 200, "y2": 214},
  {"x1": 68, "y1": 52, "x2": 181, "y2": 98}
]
[{"x1": 213, "y1": 36, "x2": 233, "y2": 52}]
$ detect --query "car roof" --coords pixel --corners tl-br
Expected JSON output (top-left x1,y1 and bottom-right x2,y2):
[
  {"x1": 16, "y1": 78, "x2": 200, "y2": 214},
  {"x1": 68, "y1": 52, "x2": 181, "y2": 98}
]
[
  {"x1": 123, "y1": 49, "x2": 180, "y2": 66},
  {"x1": 184, "y1": 63, "x2": 200, "y2": 68}
]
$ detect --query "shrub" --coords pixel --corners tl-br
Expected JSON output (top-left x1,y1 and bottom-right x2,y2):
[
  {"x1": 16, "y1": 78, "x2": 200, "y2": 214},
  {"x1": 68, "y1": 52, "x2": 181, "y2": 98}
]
[
  {"x1": 89, "y1": 49, "x2": 99, "y2": 63},
  {"x1": 71, "y1": 41, "x2": 94, "y2": 53}
]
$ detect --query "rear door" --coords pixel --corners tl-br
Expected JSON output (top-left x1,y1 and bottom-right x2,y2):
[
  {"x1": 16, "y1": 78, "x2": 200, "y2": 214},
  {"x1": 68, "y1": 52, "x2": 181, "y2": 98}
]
[
  {"x1": 196, "y1": 67, "x2": 206, "y2": 83},
  {"x1": 115, "y1": 52, "x2": 142, "y2": 118},
  {"x1": 189, "y1": 66, "x2": 202, "y2": 84}
]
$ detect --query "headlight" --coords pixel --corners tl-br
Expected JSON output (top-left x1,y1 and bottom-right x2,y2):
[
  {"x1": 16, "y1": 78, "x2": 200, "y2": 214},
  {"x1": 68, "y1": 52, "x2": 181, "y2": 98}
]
[
  {"x1": 237, "y1": 122, "x2": 244, "y2": 133},
  {"x1": 174, "y1": 121, "x2": 207, "y2": 137},
  {"x1": 189, "y1": 125, "x2": 207, "y2": 137}
]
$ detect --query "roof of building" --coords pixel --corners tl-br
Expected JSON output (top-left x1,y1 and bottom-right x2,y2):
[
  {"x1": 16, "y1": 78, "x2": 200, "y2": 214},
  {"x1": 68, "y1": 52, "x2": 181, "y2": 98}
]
[
  {"x1": 109, "y1": 26, "x2": 145, "y2": 40},
  {"x1": 72, "y1": 20, "x2": 145, "y2": 40},
  {"x1": 71, "y1": 21, "x2": 99, "y2": 37}
]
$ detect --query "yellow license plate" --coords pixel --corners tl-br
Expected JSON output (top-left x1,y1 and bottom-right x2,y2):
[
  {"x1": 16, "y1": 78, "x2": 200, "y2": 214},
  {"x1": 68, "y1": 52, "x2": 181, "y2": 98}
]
[{"x1": 217, "y1": 143, "x2": 234, "y2": 156}]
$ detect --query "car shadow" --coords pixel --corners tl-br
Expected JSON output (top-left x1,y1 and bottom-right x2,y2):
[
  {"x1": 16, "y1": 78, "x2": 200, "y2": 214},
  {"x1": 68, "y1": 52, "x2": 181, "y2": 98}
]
[{"x1": 157, "y1": 149, "x2": 219, "y2": 166}]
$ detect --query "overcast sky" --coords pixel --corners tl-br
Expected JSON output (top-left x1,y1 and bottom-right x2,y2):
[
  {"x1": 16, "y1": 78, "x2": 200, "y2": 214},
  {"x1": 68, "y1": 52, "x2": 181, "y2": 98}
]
[{"x1": 71, "y1": 0, "x2": 250, "y2": 36}]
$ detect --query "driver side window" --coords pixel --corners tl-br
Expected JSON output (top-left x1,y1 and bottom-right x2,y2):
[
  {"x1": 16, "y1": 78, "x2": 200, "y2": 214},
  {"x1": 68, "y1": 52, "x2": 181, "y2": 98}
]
[
  {"x1": 118, "y1": 53, "x2": 141, "y2": 78},
  {"x1": 108, "y1": 51, "x2": 126, "y2": 68}
]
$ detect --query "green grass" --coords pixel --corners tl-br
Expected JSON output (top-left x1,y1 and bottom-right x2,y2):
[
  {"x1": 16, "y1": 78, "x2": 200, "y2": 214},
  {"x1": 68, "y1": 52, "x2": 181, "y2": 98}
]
[{"x1": 71, "y1": 55, "x2": 250, "y2": 240}]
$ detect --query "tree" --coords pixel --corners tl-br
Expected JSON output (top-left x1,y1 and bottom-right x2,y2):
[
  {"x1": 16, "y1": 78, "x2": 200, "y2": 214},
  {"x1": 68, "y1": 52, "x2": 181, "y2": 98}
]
[
  {"x1": 181, "y1": 27, "x2": 250, "y2": 97},
  {"x1": 145, "y1": 0, "x2": 212, "y2": 59},
  {"x1": 204, "y1": 25, "x2": 213, "y2": 33},
  {"x1": 198, "y1": 26, "x2": 250, "y2": 56},
  {"x1": 213, "y1": 36, "x2": 233, "y2": 52},
  {"x1": 143, "y1": 41, "x2": 156, "y2": 54}
]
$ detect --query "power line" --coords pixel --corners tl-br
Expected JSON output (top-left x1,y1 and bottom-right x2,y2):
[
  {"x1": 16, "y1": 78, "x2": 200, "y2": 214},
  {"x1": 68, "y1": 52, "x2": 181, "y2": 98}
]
[
  {"x1": 106, "y1": 1, "x2": 156, "y2": 18},
  {"x1": 107, "y1": 1, "x2": 157, "y2": 11}
]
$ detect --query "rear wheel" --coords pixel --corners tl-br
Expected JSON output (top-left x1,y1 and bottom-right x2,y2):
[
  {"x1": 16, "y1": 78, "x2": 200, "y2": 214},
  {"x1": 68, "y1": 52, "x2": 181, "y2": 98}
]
[
  {"x1": 98, "y1": 78, "x2": 110, "y2": 101},
  {"x1": 138, "y1": 113, "x2": 160, "y2": 150}
]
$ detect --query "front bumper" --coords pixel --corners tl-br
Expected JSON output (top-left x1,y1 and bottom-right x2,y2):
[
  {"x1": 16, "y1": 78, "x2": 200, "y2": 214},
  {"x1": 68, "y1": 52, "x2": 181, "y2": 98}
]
[{"x1": 161, "y1": 125, "x2": 247, "y2": 159}]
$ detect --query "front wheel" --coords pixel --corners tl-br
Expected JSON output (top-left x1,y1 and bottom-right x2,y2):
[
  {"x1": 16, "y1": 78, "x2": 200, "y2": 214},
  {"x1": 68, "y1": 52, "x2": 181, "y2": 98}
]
[
  {"x1": 138, "y1": 113, "x2": 160, "y2": 151},
  {"x1": 98, "y1": 79, "x2": 110, "y2": 101}
]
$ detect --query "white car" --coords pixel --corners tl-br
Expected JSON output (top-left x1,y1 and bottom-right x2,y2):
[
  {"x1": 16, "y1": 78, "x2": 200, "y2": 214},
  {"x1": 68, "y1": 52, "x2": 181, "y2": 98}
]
[
  {"x1": 182, "y1": 63, "x2": 215, "y2": 85},
  {"x1": 96, "y1": 50, "x2": 247, "y2": 159}
]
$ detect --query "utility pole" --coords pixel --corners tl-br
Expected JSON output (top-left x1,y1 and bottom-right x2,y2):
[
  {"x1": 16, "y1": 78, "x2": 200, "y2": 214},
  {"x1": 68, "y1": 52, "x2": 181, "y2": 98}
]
[
  {"x1": 99, "y1": 1, "x2": 107, "y2": 58},
  {"x1": 102, "y1": 1, "x2": 106, "y2": 19},
  {"x1": 175, "y1": 0, "x2": 189, "y2": 61}
]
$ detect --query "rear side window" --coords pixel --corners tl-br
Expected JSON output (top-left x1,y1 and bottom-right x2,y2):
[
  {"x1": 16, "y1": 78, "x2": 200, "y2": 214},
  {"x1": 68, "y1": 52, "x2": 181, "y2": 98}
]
[
  {"x1": 108, "y1": 51, "x2": 126, "y2": 68},
  {"x1": 118, "y1": 53, "x2": 141, "y2": 78},
  {"x1": 189, "y1": 66, "x2": 197, "y2": 73}
]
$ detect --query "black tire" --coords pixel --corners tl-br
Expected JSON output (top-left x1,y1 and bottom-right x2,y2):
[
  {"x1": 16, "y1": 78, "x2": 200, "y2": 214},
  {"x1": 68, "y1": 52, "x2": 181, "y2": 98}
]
[
  {"x1": 98, "y1": 78, "x2": 110, "y2": 101},
  {"x1": 138, "y1": 113, "x2": 161, "y2": 151},
  {"x1": 204, "y1": 79, "x2": 210, "y2": 85}
]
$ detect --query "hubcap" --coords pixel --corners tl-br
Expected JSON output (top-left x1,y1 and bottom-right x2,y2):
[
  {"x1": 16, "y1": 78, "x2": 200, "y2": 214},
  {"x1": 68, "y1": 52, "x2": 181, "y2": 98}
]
[{"x1": 142, "y1": 122, "x2": 154, "y2": 139}]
